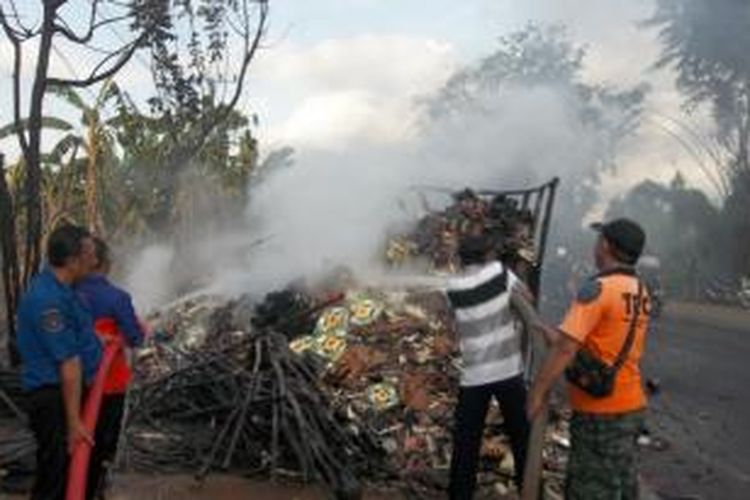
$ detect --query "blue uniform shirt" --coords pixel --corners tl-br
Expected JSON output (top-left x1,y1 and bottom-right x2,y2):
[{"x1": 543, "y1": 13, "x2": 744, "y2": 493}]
[
  {"x1": 17, "y1": 268, "x2": 103, "y2": 390},
  {"x1": 76, "y1": 274, "x2": 144, "y2": 348}
]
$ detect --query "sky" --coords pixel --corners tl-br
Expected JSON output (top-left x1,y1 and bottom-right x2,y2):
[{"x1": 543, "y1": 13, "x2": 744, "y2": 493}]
[{"x1": 0, "y1": 0, "x2": 720, "y2": 203}]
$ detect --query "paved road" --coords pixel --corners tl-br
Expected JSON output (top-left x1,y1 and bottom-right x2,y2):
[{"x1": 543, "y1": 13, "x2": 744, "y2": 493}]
[{"x1": 641, "y1": 304, "x2": 750, "y2": 500}]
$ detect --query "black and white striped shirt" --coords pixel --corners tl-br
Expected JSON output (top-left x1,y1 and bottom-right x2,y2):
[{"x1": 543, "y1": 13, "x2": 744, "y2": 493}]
[{"x1": 446, "y1": 261, "x2": 523, "y2": 386}]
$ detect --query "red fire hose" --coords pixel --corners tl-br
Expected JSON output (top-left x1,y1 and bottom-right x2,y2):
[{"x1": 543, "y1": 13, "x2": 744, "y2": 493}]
[{"x1": 65, "y1": 339, "x2": 123, "y2": 500}]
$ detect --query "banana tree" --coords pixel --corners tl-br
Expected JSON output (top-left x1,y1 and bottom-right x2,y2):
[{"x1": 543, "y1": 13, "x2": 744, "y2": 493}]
[
  {"x1": 0, "y1": 114, "x2": 89, "y2": 229},
  {"x1": 48, "y1": 79, "x2": 121, "y2": 236},
  {"x1": 109, "y1": 92, "x2": 260, "y2": 240},
  {"x1": 0, "y1": 116, "x2": 78, "y2": 364}
]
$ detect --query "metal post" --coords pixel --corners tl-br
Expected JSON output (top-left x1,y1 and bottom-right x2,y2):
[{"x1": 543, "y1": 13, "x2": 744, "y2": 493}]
[{"x1": 522, "y1": 177, "x2": 560, "y2": 500}]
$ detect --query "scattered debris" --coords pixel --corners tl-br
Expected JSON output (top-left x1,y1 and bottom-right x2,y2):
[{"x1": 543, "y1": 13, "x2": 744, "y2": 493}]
[
  {"x1": 116, "y1": 283, "x2": 571, "y2": 497},
  {"x1": 386, "y1": 189, "x2": 537, "y2": 271},
  {"x1": 637, "y1": 428, "x2": 671, "y2": 452},
  {"x1": 646, "y1": 377, "x2": 662, "y2": 396},
  {"x1": 0, "y1": 371, "x2": 35, "y2": 493},
  {"x1": 637, "y1": 434, "x2": 653, "y2": 447},
  {"x1": 122, "y1": 309, "x2": 386, "y2": 497}
]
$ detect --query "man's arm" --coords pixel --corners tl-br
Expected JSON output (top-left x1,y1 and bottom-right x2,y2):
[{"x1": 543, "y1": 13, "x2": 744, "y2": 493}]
[
  {"x1": 526, "y1": 277, "x2": 606, "y2": 419},
  {"x1": 510, "y1": 284, "x2": 559, "y2": 346},
  {"x1": 527, "y1": 331, "x2": 579, "y2": 419},
  {"x1": 379, "y1": 273, "x2": 450, "y2": 291},
  {"x1": 36, "y1": 301, "x2": 96, "y2": 452},
  {"x1": 113, "y1": 292, "x2": 146, "y2": 347},
  {"x1": 59, "y1": 357, "x2": 93, "y2": 453}
]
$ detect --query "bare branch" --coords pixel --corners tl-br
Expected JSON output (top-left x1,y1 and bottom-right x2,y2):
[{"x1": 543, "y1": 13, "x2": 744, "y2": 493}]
[
  {"x1": 194, "y1": 1, "x2": 268, "y2": 153},
  {"x1": 53, "y1": 1, "x2": 134, "y2": 45},
  {"x1": 160, "y1": 1, "x2": 269, "y2": 173},
  {"x1": 225, "y1": 14, "x2": 246, "y2": 39},
  {"x1": 224, "y1": 1, "x2": 268, "y2": 119},
  {"x1": 0, "y1": 5, "x2": 21, "y2": 40},
  {"x1": 6, "y1": 0, "x2": 38, "y2": 37},
  {"x1": 54, "y1": 0, "x2": 98, "y2": 44},
  {"x1": 47, "y1": 37, "x2": 143, "y2": 88},
  {"x1": 0, "y1": 6, "x2": 30, "y2": 159}
]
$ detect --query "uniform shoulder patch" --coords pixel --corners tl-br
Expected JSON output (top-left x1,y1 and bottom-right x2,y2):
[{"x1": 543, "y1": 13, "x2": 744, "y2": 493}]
[
  {"x1": 41, "y1": 308, "x2": 65, "y2": 334},
  {"x1": 576, "y1": 278, "x2": 602, "y2": 304}
]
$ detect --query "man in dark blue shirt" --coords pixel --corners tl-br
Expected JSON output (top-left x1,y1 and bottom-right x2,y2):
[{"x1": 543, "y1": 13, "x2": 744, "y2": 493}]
[
  {"x1": 17, "y1": 224, "x2": 102, "y2": 500},
  {"x1": 77, "y1": 237, "x2": 145, "y2": 498}
]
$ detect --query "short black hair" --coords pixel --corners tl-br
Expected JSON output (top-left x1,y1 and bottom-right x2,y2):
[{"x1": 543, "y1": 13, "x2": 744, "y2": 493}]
[
  {"x1": 46, "y1": 224, "x2": 91, "y2": 267},
  {"x1": 93, "y1": 237, "x2": 110, "y2": 269},
  {"x1": 458, "y1": 235, "x2": 494, "y2": 267},
  {"x1": 454, "y1": 188, "x2": 477, "y2": 202}
]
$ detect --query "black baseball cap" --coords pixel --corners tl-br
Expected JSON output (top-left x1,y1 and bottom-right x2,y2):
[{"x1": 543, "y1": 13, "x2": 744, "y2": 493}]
[{"x1": 591, "y1": 218, "x2": 646, "y2": 264}]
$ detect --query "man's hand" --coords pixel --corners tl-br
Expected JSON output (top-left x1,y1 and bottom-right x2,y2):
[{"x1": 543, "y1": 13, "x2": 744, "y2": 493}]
[
  {"x1": 526, "y1": 388, "x2": 547, "y2": 420},
  {"x1": 527, "y1": 334, "x2": 580, "y2": 420},
  {"x1": 67, "y1": 419, "x2": 94, "y2": 454},
  {"x1": 60, "y1": 356, "x2": 88, "y2": 454}
]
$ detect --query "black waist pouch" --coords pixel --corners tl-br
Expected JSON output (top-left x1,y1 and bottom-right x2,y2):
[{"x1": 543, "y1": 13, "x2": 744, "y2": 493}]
[{"x1": 565, "y1": 349, "x2": 615, "y2": 398}]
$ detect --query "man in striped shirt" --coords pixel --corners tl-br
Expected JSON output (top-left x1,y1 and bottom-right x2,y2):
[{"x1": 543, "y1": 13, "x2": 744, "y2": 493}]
[{"x1": 446, "y1": 235, "x2": 542, "y2": 499}]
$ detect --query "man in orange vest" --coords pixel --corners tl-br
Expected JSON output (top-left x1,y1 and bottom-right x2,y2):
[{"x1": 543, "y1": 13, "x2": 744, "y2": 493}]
[
  {"x1": 76, "y1": 237, "x2": 146, "y2": 499},
  {"x1": 528, "y1": 219, "x2": 650, "y2": 500}
]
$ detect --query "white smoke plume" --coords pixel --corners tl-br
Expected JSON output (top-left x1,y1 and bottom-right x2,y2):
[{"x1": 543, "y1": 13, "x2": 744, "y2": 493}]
[
  {"x1": 124, "y1": 85, "x2": 606, "y2": 310},
  {"x1": 124, "y1": 245, "x2": 175, "y2": 312},
  {"x1": 238, "y1": 87, "x2": 599, "y2": 292}
]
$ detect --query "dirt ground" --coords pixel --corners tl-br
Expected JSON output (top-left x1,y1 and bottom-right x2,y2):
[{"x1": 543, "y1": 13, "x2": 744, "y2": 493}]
[
  {"x1": 107, "y1": 474, "x2": 403, "y2": 500},
  {"x1": 1, "y1": 474, "x2": 407, "y2": 500}
]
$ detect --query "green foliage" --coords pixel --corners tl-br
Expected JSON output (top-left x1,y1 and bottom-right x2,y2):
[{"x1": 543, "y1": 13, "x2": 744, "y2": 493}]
[
  {"x1": 647, "y1": 0, "x2": 750, "y2": 276},
  {"x1": 647, "y1": 0, "x2": 750, "y2": 132},
  {"x1": 109, "y1": 91, "x2": 259, "y2": 236},
  {"x1": 2, "y1": 82, "x2": 260, "y2": 244},
  {"x1": 0, "y1": 117, "x2": 73, "y2": 140},
  {"x1": 133, "y1": 0, "x2": 266, "y2": 119}
]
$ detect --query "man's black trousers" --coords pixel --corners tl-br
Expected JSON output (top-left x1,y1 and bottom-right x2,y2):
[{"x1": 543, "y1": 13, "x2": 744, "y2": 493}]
[
  {"x1": 27, "y1": 386, "x2": 68, "y2": 500},
  {"x1": 27, "y1": 387, "x2": 125, "y2": 500},
  {"x1": 87, "y1": 393, "x2": 125, "y2": 500},
  {"x1": 448, "y1": 374, "x2": 530, "y2": 500}
]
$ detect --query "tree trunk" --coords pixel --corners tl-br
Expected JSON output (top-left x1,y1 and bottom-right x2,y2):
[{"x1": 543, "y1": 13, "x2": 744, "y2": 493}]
[
  {"x1": 22, "y1": 1, "x2": 60, "y2": 285},
  {"x1": 86, "y1": 123, "x2": 99, "y2": 234},
  {"x1": 0, "y1": 154, "x2": 21, "y2": 366}
]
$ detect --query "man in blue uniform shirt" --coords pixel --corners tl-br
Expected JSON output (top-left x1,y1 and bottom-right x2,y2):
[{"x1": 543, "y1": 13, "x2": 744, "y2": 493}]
[{"x1": 17, "y1": 224, "x2": 102, "y2": 500}]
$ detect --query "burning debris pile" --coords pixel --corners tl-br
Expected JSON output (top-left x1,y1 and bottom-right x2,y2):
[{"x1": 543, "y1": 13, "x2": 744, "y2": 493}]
[{"x1": 120, "y1": 287, "x2": 569, "y2": 498}]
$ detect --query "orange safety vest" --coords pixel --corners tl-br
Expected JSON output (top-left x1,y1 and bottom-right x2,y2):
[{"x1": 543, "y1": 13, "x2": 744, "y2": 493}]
[{"x1": 93, "y1": 317, "x2": 132, "y2": 394}]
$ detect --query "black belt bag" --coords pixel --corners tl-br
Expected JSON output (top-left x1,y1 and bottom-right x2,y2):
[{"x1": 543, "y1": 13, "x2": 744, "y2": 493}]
[{"x1": 565, "y1": 279, "x2": 643, "y2": 398}]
